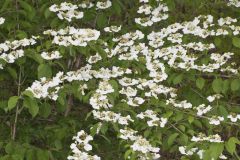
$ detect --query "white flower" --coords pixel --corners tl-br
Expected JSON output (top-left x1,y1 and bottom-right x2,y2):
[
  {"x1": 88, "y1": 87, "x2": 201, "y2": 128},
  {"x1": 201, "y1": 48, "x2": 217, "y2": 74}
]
[
  {"x1": 49, "y1": 2, "x2": 83, "y2": 22},
  {"x1": 0, "y1": 17, "x2": 5, "y2": 25},
  {"x1": 104, "y1": 25, "x2": 121, "y2": 33},
  {"x1": 209, "y1": 116, "x2": 224, "y2": 125},
  {"x1": 96, "y1": 0, "x2": 112, "y2": 10},
  {"x1": 135, "y1": 17, "x2": 153, "y2": 27},
  {"x1": 119, "y1": 87, "x2": 137, "y2": 97},
  {"x1": 228, "y1": 114, "x2": 240, "y2": 122},
  {"x1": 88, "y1": 53, "x2": 102, "y2": 64},
  {"x1": 79, "y1": 1, "x2": 94, "y2": 8},
  {"x1": 196, "y1": 104, "x2": 212, "y2": 116},
  {"x1": 41, "y1": 51, "x2": 62, "y2": 60},
  {"x1": 139, "y1": 0, "x2": 149, "y2": 3},
  {"x1": 160, "y1": 118, "x2": 168, "y2": 127},
  {"x1": 179, "y1": 146, "x2": 198, "y2": 155},
  {"x1": 127, "y1": 97, "x2": 145, "y2": 106},
  {"x1": 191, "y1": 133, "x2": 223, "y2": 143}
]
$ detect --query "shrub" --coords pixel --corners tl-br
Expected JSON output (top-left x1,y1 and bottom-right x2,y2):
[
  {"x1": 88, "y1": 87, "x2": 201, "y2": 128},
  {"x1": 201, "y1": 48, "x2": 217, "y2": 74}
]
[{"x1": 0, "y1": 0, "x2": 240, "y2": 160}]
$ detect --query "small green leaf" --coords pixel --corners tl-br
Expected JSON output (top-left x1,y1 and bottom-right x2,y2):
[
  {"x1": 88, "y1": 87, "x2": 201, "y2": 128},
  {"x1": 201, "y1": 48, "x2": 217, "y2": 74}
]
[
  {"x1": 97, "y1": 14, "x2": 108, "y2": 28},
  {"x1": 8, "y1": 96, "x2": 19, "y2": 110},
  {"x1": 196, "y1": 77, "x2": 205, "y2": 89},
  {"x1": 188, "y1": 116, "x2": 194, "y2": 124}
]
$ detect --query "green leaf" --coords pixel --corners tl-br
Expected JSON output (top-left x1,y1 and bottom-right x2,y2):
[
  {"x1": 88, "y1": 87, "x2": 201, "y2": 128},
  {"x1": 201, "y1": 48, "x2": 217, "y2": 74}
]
[
  {"x1": 100, "y1": 123, "x2": 108, "y2": 134},
  {"x1": 23, "y1": 97, "x2": 39, "y2": 117},
  {"x1": 188, "y1": 116, "x2": 194, "y2": 124},
  {"x1": 232, "y1": 37, "x2": 240, "y2": 48},
  {"x1": 44, "y1": 8, "x2": 51, "y2": 19},
  {"x1": 231, "y1": 79, "x2": 240, "y2": 91},
  {"x1": 97, "y1": 14, "x2": 108, "y2": 28},
  {"x1": 212, "y1": 78, "x2": 223, "y2": 93},
  {"x1": 38, "y1": 64, "x2": 52, "y2": 79},
  {"x1": 19, "y1": 0, "x2": 36, "y2": 20},
  {"x1": 5, "y1": 142, "x2": 14, "y2": 154},
  {"x1": 225, "y1": 137, "x2": 240, "y2": 155},
  {"x1": 6, "y1": 67, "x2": 17, "y2": 80},
  {"x1": 204, "y1": 143, "x2": 224, "y2": 160},
  {"x1": 36, "y1": 149, "x2": 49, "y2": 160},
  {"x1": 22, "y1": 90, "x2": 34, "y2": 98},
  {"x1": 8, "y1": 96, "x2": 19, "y2": 110},
  {"x1": 196, "y1": 77, "x2": 205, "y2": 90},
  {"x1": 39, "y1": 102, "x2": 51, "y2": 118},
  {"x1": 90, "y1": 123, "x2": 100, "y2": 136},
  {"x1": 173, "y1": 74, "x2": 183, "y2": 85},
  {"x1": 26, "y1": 149, "x2": 36, "y2": 160},
  {"x1": 218, "y1": 105, "x2": 228, "y2": 119},
  {"x1": 222, "y1": 80, "x2": 230, "y2": 94},
  {"x1": 167, "y1": 133, "x2": 179, "y2": 147},
  {"x1": 112, "y1": 0, "x2": 122, "y2": 15},
  {"x1": 124, "y1": 149, "x2": 132, "y2": 160}
]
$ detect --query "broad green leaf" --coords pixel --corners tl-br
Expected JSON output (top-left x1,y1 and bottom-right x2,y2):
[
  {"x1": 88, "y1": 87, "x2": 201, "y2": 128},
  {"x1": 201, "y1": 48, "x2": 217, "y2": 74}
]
[
  {"x1": 232, "y1": 37, "x2": 240, "y2": 48},
  {"x1": 231, "y1": 79, "x2": 240, "y2": 91},
  {"x1": 173, "y1": 74, "x2": 183, "y2": 85},
  {"x1": 39, "y1": 102, "x2": 51, "y2": 118},
  {"x1": 167, "y1": 133, "x2": 179, "y2": 147},
  {"x1": 212, "y1": 78, "x2": 223, "y2": 93},
  {"x1": 203, "y1": 143, "x2": 224, "y2": 160},
  {"x1": 38, "y1": 63, "x2": 52, "y2": 79},
  {"x1": 6, "y1": 67, "x2": 17, "y2": 80},
  {"x1": 225, "y1": 137, "x2": 240, "y2": 155},
  {"x1": 23, "y1": 97, "x2": 39, "y2": 117}
]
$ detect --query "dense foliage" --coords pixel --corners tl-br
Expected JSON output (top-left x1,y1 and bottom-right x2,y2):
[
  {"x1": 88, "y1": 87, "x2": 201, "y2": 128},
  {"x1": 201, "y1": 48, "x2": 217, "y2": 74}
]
[{"x1": 0, "y1": 0, "x2": 240, "y2": 159}]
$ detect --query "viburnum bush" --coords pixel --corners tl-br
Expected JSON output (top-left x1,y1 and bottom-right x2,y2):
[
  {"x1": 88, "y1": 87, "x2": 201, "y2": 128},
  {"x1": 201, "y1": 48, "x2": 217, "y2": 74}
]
[{"x1": 0, "y1": 0, "x2": 240, "y2": 160}]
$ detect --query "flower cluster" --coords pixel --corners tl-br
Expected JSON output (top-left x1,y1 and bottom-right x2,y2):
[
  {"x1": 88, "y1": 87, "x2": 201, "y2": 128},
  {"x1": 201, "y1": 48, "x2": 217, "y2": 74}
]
[
  {"x1": 26, "y1": 72, "x2": 64, "y2": 100},
  {"x1": 179, "y1": 146, "x2": 227, "y2": 159},
  {"x1": 87, "y1": 53, "x2": 102, "y2": 64},
  {"x1": 104, "y1": 25, "x2": 121, "y2": 33},
  {"x1": 93, "y1": 110, "x2": 134, "y2": 125},
  {"x1": 228, "y1": 113, "x2": 240, "y2": 122},
  {"x1": 79, "y1": 1, "x2": 94, "y2": 9},
  {"x1": 96, "y1": 0, "x2": 112, "y2": 10},
  {"x1": 227, "y1": 0, "x2": 240, "y2": 7},
  {"x1": 137, "y1": 110, "x2": 168, "y2": 127},
  {"x1": 43, "y1": 27, "x2": 100, "y2": 47},
  {"x1": 90, "y1": 80, "x2": 114, "y2": 110},
  {"x1": 0, "y1": 36, "x2": 38, "y2": 68},
  {"x1": 208, "y1": 116, "x2": 224, "y2": 125},
  {"x1": 206, "y1": 94, "x2": 222, "y2": 102},
  {"x1": 119, "y1": 128, "x2": 161, "y2": 159},
  {"x1": 135, "y1": 0, "x2": 168, "y2": 26},
  {"x1": 191, "y1": 133, "x2": 223, "y2": 143},
  {"x1": 49, "y1": 2, "x2": 84, "y2": 22},
  {"x1": 67, "y1": 130, "x2": 100, "y2": 160},
  {"x1": 41, "y1": 51, "x2": 62, "y2": 60}
]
